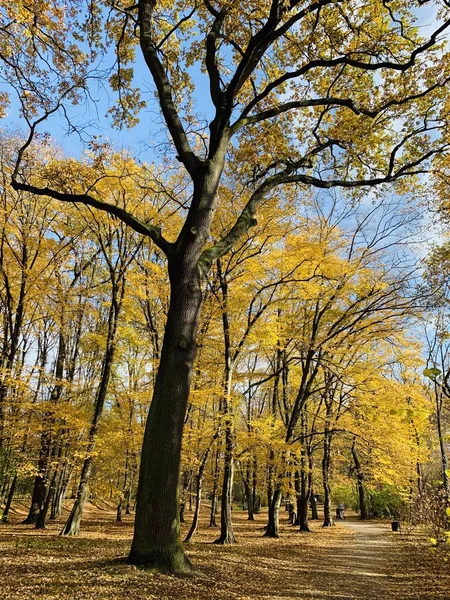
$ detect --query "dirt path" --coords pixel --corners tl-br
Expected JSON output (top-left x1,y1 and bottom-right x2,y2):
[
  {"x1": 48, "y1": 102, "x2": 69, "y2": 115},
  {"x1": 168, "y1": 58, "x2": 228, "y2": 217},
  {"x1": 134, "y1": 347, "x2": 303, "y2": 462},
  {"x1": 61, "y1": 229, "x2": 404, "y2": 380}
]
[
  {"x1": 228, "y1": 519, "x2": 401, "y2": 600},
  {"x1": 290, "y1": 519, "x2": 448, "y2": 600},
  {"x1": 308, "y1": 520, "x2": 397, "y2": 599}
]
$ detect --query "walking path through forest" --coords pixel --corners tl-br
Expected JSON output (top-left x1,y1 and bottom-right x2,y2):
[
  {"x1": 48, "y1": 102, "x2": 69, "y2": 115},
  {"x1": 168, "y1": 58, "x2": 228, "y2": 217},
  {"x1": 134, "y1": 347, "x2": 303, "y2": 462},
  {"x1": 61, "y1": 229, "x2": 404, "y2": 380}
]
[
  {"x1": 0, "y1": 504, "x2": 449, "y2": 599},
  {"x1": 297, "y1": 520, "x2": 402, "y2": 599}
]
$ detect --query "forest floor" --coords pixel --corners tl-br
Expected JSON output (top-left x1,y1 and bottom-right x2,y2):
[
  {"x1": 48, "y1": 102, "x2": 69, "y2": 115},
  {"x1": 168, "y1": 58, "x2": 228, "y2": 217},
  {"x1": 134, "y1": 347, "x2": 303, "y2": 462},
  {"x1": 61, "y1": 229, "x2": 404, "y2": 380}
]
[{"x1": 0, "y1": 501, "x2": 449, "y2": 599}]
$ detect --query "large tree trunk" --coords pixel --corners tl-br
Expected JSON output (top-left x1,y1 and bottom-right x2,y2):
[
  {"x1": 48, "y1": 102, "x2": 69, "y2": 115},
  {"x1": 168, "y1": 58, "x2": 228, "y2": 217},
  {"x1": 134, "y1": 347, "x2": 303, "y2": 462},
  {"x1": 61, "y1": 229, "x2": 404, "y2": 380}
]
[{"x1": 127, "y1": 258, "x2": 203, "y2": 571}]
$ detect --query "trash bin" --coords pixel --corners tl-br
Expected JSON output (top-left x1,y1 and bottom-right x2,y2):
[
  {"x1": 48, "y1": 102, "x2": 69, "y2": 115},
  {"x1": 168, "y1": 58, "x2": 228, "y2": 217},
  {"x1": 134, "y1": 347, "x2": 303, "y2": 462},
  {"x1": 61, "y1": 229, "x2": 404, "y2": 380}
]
[{"x1": 391, "y1": 520, "x2": 400, "y2": 532}]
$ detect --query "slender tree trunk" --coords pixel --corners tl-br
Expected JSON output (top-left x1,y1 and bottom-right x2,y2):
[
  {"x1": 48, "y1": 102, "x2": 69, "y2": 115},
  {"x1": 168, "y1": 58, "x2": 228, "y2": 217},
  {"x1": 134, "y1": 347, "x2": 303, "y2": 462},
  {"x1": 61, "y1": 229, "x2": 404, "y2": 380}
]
[
  {"x1": 51, "y1": 462, "x2": 68, "y2": 520},
  {"x1": 23, "y1": 434, "x2": 50, "y2": 524},
  {"x1": 50, "y1": 467, "x2": 63, "y2": 520},
  {"x1": 125, "y1": 464, "x2": 133, "y2": 514},
  {"x1": 243, "y1": 461, "x2": 255, "y2": 520},
  {"x1": 252, "y1": 458, "x2": 259, "y2": 514},
  {"x1": 186, "y1": 429, "x2": 219, "y2": 542},
  {"x1": 184, "y1": 443, "x2": 214, "y2": 544},
  {"x1": 0, "y1": 244, "x2": 28, "y2": 450},
  {"x1": 298, "y1": 464, "x2": 311, "y2": 532},
  {"x1": 0, "y1": 474, "x2": 9, "y2": 505},
  {"x1": 61, "y1": 270, "x2": 124, "y2": 535},
  {"x1": 321, "y1": 383, "x2": 334, "y2": 528},
  {"x1": 61, "y1": 342, "x2": 116, "y2": 532},
  {"x1": 209, "y1": 445, "x2": 220, "y2": 527},
  {"x1": 61, "y1": 456, "x2": 94, "y2": 535},
  {"x1": 266, "y1": 344, "x2": 283, "y2": 511},
  {"x1": 215, "y1": 421, "x2": 236, "y2": 544},
  {"x1": 1, "y1": 474, "x2": 17, "y2": 523},
  {"x1": 267, "y1": 460, "x2": 274, "y2": 510},
  {"x1": 184, "y1": 474, "x2": 203, "y2": 543},
  {"x1": 36, "y1": 471, "x2": 57, "y2": 529},
  {"x1": 294, "y1": 472, "x2": 301, "y2": 525},
  {"x1": 351, "y1": 438, "x2": 367, "y2": 520},
  {"x1": 435, "y1": 386, "x2": 450, "y2": 501},
  {"x1": 179, "y1": 470, "x2": 190, "y2": 523},
  {"x1": 297, "y1": 409, "x2": 310, "y2": 532},
  {"x1": 308, "y1": 452, "x2": 319, "y2": 520},
  {"x1": 120, "y1": 454, "x2": 131, "y2": 518},
  {"x1": 310, "y1": 492, "x2": 319, "y2": 520},
  {"x1": 25, "y1": 325, "x2": 67, "y2": 524},
  {"x1": 322, "y1": 430, "x2": 333, "y2": 527},
  {"x1": 214, "y1": 260, "x2": 236, "y2": 544},
  {"x1": 265, "y1": 342, "x2": 283, "y2": 528},
  {"x1": 264, "y1": 484, "x2": 282, "y2": 538}
]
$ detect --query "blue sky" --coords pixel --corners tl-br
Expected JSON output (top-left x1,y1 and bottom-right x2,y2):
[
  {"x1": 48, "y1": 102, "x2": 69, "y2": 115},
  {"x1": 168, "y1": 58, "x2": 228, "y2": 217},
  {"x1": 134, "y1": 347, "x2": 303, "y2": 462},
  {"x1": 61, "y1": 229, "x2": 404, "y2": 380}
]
[{"x1": 1, "y1": 31, "x2": 215, "y2": 165}]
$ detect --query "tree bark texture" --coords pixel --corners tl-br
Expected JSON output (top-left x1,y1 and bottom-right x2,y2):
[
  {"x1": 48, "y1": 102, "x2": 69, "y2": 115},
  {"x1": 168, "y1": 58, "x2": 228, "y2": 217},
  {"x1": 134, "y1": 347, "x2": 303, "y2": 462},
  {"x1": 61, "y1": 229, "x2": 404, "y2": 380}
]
[{"x1": 127, "y1": 257, "x2": 203, "y2": 571}]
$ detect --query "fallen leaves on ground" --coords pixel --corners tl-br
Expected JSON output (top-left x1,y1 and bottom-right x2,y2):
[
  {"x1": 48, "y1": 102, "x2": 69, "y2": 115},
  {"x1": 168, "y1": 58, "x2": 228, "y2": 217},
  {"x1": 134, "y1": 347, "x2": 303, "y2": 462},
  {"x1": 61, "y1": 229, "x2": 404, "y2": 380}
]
[{"x1": 0, "y1": 502, "x2": 449, "y2": 599}]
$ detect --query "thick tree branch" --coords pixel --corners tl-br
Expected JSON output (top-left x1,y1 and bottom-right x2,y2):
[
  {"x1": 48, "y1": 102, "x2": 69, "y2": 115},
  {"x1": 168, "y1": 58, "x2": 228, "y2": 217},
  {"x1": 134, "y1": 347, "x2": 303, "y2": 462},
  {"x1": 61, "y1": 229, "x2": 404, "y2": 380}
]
[
  {"x1": 199, "y1": 134, "x2": 449, "y2": 271},
  {"x1": 10, "y1": 111, "x2": 172, "y2": 255},
  {"x1": 205, "y1": 7, "x2": 227, "y2": 108},
  {"x1": 226, "y1": 0, "x2": 337, "y2": 105},
  {"x1": 199, "y1": 168, "x2": 294, "y2": 271},
  {"x1": 139, "y1": 0, "x2": 200, "y2": 177},
  {"x1": 10, "y1": 178, "x2": 173, "y2": 256}
]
